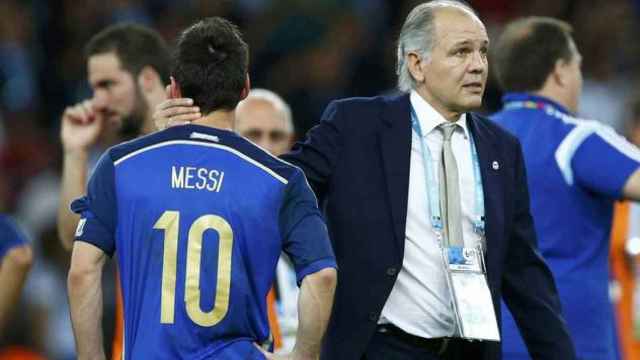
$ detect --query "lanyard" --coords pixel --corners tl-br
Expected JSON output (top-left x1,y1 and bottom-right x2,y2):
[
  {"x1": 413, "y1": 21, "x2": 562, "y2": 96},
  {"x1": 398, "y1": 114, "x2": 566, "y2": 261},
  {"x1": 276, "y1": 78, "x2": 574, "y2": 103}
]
[{"x1": 410, "y1": 107, "x2": 485, "y2": 237}]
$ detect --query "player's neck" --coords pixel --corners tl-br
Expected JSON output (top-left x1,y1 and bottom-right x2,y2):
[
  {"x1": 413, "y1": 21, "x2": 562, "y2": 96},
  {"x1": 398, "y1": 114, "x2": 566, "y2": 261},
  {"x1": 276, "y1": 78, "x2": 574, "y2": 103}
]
[
  {"x1": 192, "y1": 110, "x2": 234, "y2": 131},
  {"x1": 140, "y1": 114, "x2": 157, "y2": 135}
]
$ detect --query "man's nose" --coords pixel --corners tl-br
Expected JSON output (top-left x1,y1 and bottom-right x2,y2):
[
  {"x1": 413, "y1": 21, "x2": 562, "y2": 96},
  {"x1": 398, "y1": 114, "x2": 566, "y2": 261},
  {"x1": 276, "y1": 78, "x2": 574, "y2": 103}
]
[
  {"x1": 257, "y1": 138, "x2": 275, "y2": 154},
  {"x1": 92, "y1": 89, "x2": 109, "y2": 109},
  {"x1": 469, "y1": 51, "x2": 486, "y2": 73}
]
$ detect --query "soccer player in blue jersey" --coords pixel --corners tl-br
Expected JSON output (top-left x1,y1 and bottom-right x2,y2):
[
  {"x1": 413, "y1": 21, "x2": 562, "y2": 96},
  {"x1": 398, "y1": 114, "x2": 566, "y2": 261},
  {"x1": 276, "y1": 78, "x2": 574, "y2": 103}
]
[
  {"x1": 491, "y1": 17, "x2": 640, "y2": 360},
  {"x1": 67, "y1": 17, "x2": 337, "y2": 360},
  {"x1": 0, "y1": 214, "x2": 32, "y2": 335}
]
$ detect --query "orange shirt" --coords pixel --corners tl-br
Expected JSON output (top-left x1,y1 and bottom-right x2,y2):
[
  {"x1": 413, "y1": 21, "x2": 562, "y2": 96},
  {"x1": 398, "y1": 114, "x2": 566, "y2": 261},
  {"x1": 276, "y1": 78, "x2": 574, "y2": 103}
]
[
  {"x1": 610, "y1": 201, "x2": 640, "y2": 360},
  {"x1": 0, "y1": 346, "x2": 47, "y2": 360}
]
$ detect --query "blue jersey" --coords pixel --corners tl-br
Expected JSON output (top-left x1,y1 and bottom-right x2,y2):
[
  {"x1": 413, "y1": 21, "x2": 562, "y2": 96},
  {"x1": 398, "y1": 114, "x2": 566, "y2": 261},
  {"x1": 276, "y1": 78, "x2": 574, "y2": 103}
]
[
  {"x1": 72, "y1": 124, "x2": 336, "y2": 360},
  {"x1": 0, "y1": 214, "x2": 29, "y2": 260},
  {"x1": 491, "y1": 93, "x2": 640, "y2": 360}
]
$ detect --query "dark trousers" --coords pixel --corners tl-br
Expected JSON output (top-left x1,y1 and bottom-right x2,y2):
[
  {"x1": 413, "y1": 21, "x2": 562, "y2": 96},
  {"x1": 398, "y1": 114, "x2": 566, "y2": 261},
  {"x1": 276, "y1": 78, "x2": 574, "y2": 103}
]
[{"x1": 362, "y1": 325, "x2": 486, "y2": 360}]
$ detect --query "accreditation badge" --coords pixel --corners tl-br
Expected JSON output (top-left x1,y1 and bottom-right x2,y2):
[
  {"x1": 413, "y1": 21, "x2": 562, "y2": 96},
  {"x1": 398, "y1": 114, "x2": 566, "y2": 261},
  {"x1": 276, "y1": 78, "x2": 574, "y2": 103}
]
[{"x1": 445, "y1": 246, "x2": 500, "y2": 341}]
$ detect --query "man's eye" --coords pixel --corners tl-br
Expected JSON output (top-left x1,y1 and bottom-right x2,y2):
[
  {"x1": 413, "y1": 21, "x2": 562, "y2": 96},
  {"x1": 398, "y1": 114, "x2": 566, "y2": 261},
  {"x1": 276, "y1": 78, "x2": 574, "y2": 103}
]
[
  {"x1": 269, "y1": 131, "x2": 287, "y2": 142},
  {"x1": 96, "y1": 81, "x2": 114, "y2": 89},
  {"x1": 244, "y1": 130, "x2": 263, "y2": 140}
]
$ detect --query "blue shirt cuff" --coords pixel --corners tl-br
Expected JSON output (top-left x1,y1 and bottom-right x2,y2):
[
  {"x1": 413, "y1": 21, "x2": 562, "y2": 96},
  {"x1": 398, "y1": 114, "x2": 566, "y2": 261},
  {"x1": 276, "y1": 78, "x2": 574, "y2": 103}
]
[{"x1": 295, "y1": 257, "x2": 337, "y2": 286}]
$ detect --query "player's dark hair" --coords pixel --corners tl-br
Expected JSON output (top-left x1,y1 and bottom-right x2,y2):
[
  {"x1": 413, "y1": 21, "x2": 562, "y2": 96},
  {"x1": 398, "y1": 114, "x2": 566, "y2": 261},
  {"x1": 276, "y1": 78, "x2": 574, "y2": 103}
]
[
  {"x1": 494, "y1": 17, "x2": 575, "y2": 92},
  {"x1": 85, "y1": 23, "x2": 171, "y2": 85},
  {"x1": 172, "y1": 17, "x2": 249, "y2": 114}
]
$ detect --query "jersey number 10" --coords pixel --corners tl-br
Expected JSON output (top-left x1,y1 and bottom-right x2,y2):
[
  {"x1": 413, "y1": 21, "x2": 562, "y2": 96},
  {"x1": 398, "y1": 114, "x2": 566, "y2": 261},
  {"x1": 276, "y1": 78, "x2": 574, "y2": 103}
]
[{"x1": 153, "y1": 210, "x2": 233, "y2": 327}]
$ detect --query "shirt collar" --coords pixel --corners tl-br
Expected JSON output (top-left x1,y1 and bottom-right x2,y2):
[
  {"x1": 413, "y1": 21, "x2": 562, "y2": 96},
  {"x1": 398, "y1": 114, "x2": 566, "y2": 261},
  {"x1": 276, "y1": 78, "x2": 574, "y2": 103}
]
[
  {"x1": 410, "y1": 90, "x2": 469, "y2": 139},
  {"x1": 501, "y1": 92, "x2": 573, "y2": 116}
]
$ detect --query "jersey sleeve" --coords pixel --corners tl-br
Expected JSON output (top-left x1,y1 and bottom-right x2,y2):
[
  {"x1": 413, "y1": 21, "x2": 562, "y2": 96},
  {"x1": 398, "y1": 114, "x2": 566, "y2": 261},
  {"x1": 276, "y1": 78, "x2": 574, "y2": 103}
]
[
  {"x1": 70, "y1": 151, "x2": 117, "y2": 256},
  {"x1": 279, "y1": 168, "x2": 336, "y2": 285},
  {"x1": 0, "y1": 215, "x2": 29, "y2": 260},
  {"x1": 570, "y1": 126, "x2": 640, "y2": 198}
]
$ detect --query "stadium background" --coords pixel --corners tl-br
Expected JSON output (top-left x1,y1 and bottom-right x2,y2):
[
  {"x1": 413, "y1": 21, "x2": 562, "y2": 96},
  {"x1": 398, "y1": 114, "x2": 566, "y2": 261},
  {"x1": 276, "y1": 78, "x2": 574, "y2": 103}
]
[{"x1": 0, "y1": 0, "x2": 639, "y2": 358}]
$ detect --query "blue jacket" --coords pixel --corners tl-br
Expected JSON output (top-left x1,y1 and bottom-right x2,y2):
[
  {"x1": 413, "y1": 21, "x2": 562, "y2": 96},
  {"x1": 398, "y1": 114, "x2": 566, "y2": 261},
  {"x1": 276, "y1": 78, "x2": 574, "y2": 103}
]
[{"x1": 492, "y1": 92, "x2": 640, "y2": 359}]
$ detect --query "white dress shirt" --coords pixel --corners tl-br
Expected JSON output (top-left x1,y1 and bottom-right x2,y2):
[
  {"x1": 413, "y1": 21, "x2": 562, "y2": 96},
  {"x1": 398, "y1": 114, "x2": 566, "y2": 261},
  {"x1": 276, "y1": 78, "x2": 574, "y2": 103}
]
[{"x1": 379, "y1": 90, "x2": 483, "y2": 338}]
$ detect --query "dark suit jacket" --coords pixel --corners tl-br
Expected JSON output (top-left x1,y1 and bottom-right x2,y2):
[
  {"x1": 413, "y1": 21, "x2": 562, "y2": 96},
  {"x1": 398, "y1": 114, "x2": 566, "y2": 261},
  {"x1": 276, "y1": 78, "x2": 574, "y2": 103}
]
[{"x1": 282, "y1": 93, "x2": 575, "y2": 360}]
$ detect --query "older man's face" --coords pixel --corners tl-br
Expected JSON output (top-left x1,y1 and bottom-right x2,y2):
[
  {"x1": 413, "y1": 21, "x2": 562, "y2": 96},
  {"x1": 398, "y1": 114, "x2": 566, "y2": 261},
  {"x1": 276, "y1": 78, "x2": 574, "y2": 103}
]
[
  {"x1": 417, "y1": 8, "x2": 489, "y2": 115},
  {"x1": 235, "y1": 99, "x2": 292, "y2": 156}
]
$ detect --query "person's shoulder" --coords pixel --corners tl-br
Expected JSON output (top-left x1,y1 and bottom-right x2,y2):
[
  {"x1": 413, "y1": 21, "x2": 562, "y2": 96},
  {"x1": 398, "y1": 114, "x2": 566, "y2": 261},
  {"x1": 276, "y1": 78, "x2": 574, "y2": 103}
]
[
  {"x1": 225, "y1": 136, "x2": 302, "y2": 185},
  {"x1": 470, "y1": 112, "x2": 521, "y2": 146},
  {"x1": 558, "y1": 113, "x2": 613, "y2": 133},
  {"x1": 0, "y1": 214, "x2": 29, "y2": 250},
  {"x1": 105, "y1": 129, "x2": 180, "y2": 164},
  {"x1": 328, "y1": 92, "x2": 408, "y2": 112},
  {"x1": 0, "y1": 214, "x2": 20, "y2": 235}
]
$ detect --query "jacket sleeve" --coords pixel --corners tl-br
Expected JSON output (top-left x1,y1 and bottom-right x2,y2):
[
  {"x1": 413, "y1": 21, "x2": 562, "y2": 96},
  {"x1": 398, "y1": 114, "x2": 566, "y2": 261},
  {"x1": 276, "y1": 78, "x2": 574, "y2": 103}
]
[
  {"x1": 501, "y1": 140, "x2": 577, "y2": 359},
  {"x1": 280, "y1": 100, "x2": 344, "y2": 203}
]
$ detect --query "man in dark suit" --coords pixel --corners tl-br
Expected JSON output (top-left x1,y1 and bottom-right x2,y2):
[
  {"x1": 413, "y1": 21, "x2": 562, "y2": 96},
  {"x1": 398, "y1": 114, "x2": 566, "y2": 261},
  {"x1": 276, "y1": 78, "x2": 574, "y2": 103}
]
[{"x1": 281, "y1": 1, "x2": 576, "y2": 359}]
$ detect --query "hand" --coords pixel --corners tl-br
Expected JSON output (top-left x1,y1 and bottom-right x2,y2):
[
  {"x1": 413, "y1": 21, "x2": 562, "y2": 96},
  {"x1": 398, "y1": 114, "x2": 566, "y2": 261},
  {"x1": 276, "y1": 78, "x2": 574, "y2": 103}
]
[
  {"x1": 60, "y1": 100, "x2": 104, "y2": 154},
  {"x1": 153, "y1": 85, "x2": 201, "y2": 130}
]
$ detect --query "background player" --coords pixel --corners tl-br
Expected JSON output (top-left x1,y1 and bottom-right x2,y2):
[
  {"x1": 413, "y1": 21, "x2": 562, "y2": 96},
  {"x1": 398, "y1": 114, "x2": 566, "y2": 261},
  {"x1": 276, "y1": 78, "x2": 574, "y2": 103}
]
[
  {"x1": 57, "y1": 23, "x2": 174, "y2": 252},
  {"x1": 56, "y1": 23, "x2": 173, "y2": 359},
  {"x1": 67, "y1": 17, "x2": 336, "y2": 360}
]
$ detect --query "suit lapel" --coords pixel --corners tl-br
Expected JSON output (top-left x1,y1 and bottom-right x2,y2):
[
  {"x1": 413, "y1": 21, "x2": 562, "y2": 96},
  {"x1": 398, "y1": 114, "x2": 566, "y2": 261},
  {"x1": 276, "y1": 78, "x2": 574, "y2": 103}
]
[
  {"x1": 378, "y1": 94, "x2": 412, "y2": 261},
  {"x1": 467, "y1": 114, "x2": 504, "y2": 287}
]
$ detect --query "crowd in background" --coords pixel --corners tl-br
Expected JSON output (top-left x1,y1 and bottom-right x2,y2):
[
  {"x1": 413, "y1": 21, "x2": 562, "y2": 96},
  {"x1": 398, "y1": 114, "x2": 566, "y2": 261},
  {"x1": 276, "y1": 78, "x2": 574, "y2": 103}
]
[{"x1": 2, "y1": 0, "x2": 640, "y2": 358}]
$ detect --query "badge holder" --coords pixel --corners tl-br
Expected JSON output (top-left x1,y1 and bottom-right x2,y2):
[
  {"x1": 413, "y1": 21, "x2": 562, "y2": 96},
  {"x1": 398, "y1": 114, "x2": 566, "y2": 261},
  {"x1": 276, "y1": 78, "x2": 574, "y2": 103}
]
[{"x1": 444, "y1": 243, "x2": 500, "y2": 341}]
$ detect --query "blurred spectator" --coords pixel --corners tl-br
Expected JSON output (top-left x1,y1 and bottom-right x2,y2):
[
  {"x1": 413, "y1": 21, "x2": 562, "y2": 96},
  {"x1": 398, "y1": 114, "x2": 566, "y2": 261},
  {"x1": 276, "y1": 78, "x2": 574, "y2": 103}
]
[
  {"x1": 236, "y1": 89, "x2": 298, "y2": 351},
  {"x1": 55, "y1": 22, "x2": 171, "y2": 360},
  {"x1": 0, "y1": 1, "x2": 40, "y2": 114},
  {"x1": 572, "y1": 0, "x2": 636, "y2": 131},
  {"x1": 57, "y1": 23, "x2": 171, "y2": 251}
]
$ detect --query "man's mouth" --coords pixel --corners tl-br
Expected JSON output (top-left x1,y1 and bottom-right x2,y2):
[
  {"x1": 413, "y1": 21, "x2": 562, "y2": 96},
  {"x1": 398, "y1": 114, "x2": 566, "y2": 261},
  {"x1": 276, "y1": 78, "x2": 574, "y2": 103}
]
[
  {"x1": 463, "y1": 82, "x2": 483, "y2": 89},
  {"x1": 104, "y1": 112, "x2": 122, "y2": 125},
  {"x1": 462, "y1": 82, "x2": 484, "y2": 93}
]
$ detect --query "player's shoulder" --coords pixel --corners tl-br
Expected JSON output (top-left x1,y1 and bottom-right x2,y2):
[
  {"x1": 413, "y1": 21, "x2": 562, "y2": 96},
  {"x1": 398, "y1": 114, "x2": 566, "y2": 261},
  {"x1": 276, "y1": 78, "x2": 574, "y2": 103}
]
[
  {"x1": 470, "y1": 112, "x2": 521, "y2": 148},
  {"x1": 225, "y1": 135, "x2": 302, "y2": 184},
  {"x1": 0, "y1": 214, "x2": 20, "y2": 235},
  {"x1": 105, "y1": 127, "x2": 187, "y2": 164},
  {"x1": 106, "y1": 125, "x2": 300, "y2": 183},
  {"x1": 0, "y1": 214, "x2": 29, "y2": 249},
  {"x1": 557, "y1": 113, "x2": 613, "y2": 133}
]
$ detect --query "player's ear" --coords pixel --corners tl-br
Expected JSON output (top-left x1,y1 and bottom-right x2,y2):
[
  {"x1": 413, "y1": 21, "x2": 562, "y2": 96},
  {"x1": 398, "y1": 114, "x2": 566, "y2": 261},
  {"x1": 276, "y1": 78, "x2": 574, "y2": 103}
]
[
  {"x1": 138, "y1": 66, "x2": 162, "y2": 94},
  {"x1": 239, "y1": 74, "x2": 250, "y2": 101},
  {"x1": 169, "y1": 76, "x2": 182, "y2": 99},
  {"x1": 552, "y1": 59, "x2": 569, "y2": 87}
]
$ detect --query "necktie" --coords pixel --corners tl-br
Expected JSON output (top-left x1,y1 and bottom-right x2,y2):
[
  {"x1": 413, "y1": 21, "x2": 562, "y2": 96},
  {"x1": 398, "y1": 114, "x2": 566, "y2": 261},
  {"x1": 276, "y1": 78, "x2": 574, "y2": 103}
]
[{"x1": 439, "y1": 123, "x2": 463, "y2": 247}]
